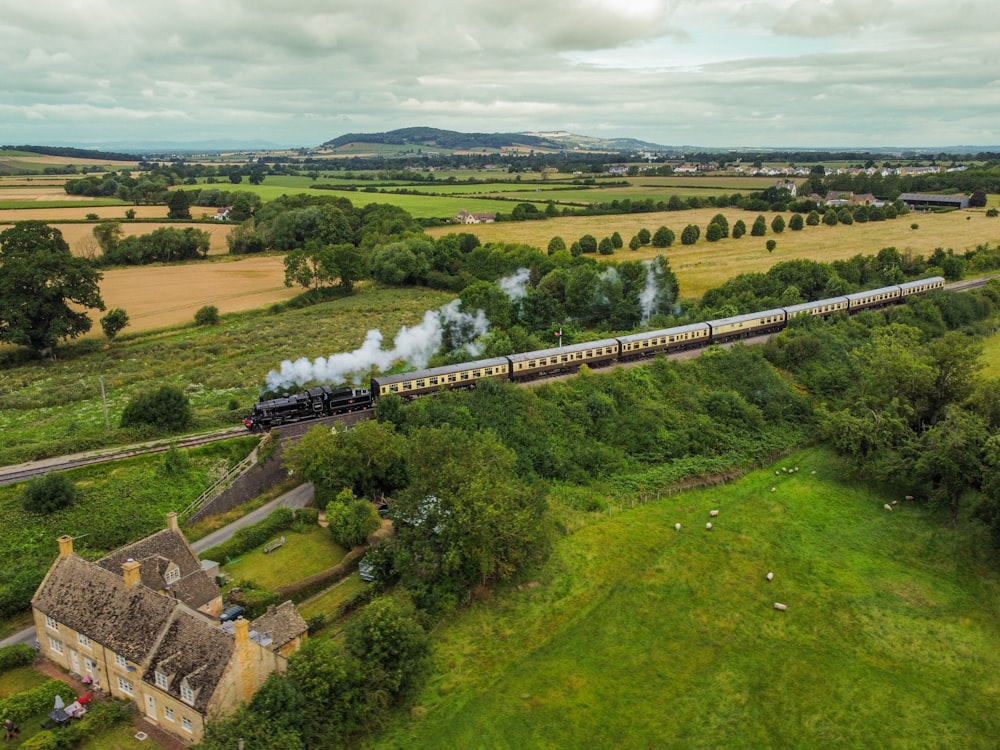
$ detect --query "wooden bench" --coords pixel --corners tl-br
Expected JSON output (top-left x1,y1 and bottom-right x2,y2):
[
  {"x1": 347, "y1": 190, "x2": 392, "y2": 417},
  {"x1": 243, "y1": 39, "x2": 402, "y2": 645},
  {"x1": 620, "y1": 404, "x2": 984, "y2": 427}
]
[{"x1": 263, "y1": 536, "x2": 286, "y2": 554}]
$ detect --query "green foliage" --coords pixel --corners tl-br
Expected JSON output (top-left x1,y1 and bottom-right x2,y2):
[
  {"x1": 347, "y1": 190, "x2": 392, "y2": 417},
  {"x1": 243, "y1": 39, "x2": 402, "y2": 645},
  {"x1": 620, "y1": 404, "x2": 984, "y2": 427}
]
[
  {"x1": 680, "y1": 224, "x2": 700, "y2": 245},
  {"x1": 789, "y1": 212, "x2": 805, "y2": 231},
  {"x1": 546, "y1": 236, "x2": 565, "y2": 255},
  {"x1": 598, "y1": 237, "x2": 615, "y2": 255},
  {"x1": 0, "y1": 644, "x2": 35, "y2": 673},
  {"x1": 709, "y1": 213, "x2": 729, "y2": 237},
  {"x1": 610, "y1": 231, "x2": 623, "y2": 249},
  {"x1": 194, "y1": 304, "x2": 220, "y2": 325},
  {"x1": 0, "y1": 679, "x2": 75, "y2": 724},
  {"x1": 119, "y1": 385, "x2": 192, "y2": 432},
  {"x1": 20, "y1": 472, "x2": 77, "y2": 515},
  {"x1": 767, "y1": 239, "x2": 777, "y2": 252},
  {"x1": 326, "y1": 495, "x2": 381, "y2": 548},
  {"x1": 751, "y1": 214, "x2": 768, "y2": 236},
  {"x1": 99, "y1": 307, "x2": 129, "y2": 340},
  {"x1": 637, "y1": 227, "x2": 651, "y2": 245},
  {"x1": 283, "y1": 420, "x2": 405, "y2": 499},
  {"x1": 166, "y1": 188, "x2": 192, "y2": 219},
  {"x1": 651, "y1": 226, "x2": 674, "y2": 248},
  {"x1": 346, "y1": 597, "x2": 431, "y2": 700},
  {"x1": 705, "y1": 222, "x2": 724, "y2": 242},
  {"x1": 0, "y1": 222, "x2": 105, "y2": 353},
  {"x1": 771, "y1": 214, "x2": 786, "y2": 233},
  {"x1": 731, "y1": 219, "x2": 747, "y2": 239},
  {"x1": 578, "y1": 234, "x2": 598, "y2": 254},
  {"x1": 203, "y1": 507, "x2": 296, "y2": 561},
  {"x1": 823, "y1": 210, "x2": 839, "y2": 226},
  {"x1": 101, "y1": 226, "x2": 210, "y2": 265}
]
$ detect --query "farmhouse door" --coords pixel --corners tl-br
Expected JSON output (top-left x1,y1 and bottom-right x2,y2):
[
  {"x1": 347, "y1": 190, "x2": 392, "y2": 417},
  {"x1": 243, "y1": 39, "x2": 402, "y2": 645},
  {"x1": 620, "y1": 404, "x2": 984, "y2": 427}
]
[
  {"x1": 69, "y1": 650, "x2": 80, "y2": 675},
  {"x1": 145, "y1": 694, "x2": 156, "y2": 718}
]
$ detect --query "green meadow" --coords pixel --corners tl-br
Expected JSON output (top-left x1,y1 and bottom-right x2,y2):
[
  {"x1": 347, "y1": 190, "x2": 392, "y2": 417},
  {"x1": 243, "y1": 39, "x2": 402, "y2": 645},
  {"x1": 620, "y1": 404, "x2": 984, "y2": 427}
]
[{"x1": 369, "y1": 447, "x2": 1000, "y2": 750}]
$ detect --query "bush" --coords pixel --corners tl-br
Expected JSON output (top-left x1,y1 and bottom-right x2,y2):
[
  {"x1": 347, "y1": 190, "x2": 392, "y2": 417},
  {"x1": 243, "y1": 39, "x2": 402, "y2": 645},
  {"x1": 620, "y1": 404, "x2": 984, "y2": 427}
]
[
  {"x1": 705, "y1": 223, "x2": 724, "y2": 242},
  {"x1": 987, "y1": 208, "x2": 998, "y2": 217},
  {"x1": 326, "y1": 498, "x2": 381, "y2": 548},
  {"x1": 767, "y1": 239, "x2": 777, "y2": 252},
  {"x1": 751, "y1": 215, "x2": 768, "y2": 236},
  {"x1": 680, "y1": 224, "x2": 700, "y2": 245},
  {"x1": 203, "y1": 507, "x2": 296, "y2": 560},
  {"x1": 771, "y1": 215, "x2": 785, "y2": 233},
  {"x1": 0, "y1": 680, "x2": 76, "y2": 725},
  {"x1": 0, "y1": 644, "x2": 36, "y2": 673},
  {"x1": 20, "y1": 473, "x2": 78, "y2": 515},
  {"x1": 120, "y1": 385, "x2": 193, "y2": 432},
  {"x1": 100, "y1": 308, "x2": 129, "y2": 340},
  {"x1": 651, "y1": 226, "x2": 674, "y2": 248},
  {"x1": 788, "y1": 213, "x2": 805, "y2": 231},
  {"x1": 731, "y1": 220, "x2": 747, "y2": 239},
  {"x1": 194, "y1": 304, "x2": 220, "y2": 325}
]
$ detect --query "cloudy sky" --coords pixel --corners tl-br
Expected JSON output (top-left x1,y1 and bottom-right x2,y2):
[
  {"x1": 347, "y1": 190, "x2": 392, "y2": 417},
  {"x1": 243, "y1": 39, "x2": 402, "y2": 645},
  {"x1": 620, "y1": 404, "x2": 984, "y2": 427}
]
[{"x1": 2, "y1": 0, "x2": 997, "y2": 149}]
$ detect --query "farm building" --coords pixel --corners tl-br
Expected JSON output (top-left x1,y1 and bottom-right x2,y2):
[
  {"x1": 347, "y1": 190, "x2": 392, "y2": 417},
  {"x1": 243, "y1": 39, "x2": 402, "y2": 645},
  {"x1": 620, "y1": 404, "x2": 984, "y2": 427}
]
[{"x1": 898, "y1": 193, "x2": 970, "y2": 210}]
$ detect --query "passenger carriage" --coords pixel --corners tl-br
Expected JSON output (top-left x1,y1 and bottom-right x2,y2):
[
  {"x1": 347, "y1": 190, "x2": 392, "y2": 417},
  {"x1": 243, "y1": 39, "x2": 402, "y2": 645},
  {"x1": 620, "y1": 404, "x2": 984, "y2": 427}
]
[
  {"x1": 783, "y1": 297, "x2": 850, "y2": 320},
  {"x1": 707, "y1": 308, "x2": 787, "y2": 343},
  {"x1": 845, "y1": 284, "x2": 902, "y2": 311},
  {"x1": 617, "y1": 322, "x2": 711, "y2": 360},
  {"x1": 507, "y1": 338, "x2": 620, "y2": 380},
  {"x1": 370, "y1": 357, "x2": 510, "y2": 398}
]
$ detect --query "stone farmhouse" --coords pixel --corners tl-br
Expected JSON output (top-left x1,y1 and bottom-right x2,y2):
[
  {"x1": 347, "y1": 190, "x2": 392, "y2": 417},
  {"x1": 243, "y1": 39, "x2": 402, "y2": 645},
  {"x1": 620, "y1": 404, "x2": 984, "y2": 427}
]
[
  {"x1": 31, "y1": 513, "x2": 307, "y2": 745},
  {"x1": 456, "y1": 209, "x2": 497, "y2": 224}
]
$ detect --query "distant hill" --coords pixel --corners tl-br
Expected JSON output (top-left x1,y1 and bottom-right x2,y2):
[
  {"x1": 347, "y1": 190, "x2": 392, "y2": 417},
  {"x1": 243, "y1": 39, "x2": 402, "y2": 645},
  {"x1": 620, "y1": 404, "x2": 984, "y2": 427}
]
[
  {"x1": 1, "y1": 144, "x2": 139, "y2": 161},
  {"x1": 321, "y1": 127, "x2": 670, "y2": 154}
]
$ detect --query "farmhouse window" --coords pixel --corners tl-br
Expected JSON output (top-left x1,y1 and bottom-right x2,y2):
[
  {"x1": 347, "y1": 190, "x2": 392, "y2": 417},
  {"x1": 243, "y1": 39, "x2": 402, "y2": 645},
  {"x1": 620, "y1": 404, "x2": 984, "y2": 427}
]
[
  {"x1": 45, "y1": 615, "x2": 58, "y2": 631},
  {"x1": 49, "y1": 637, "x2": 63, "y2": 654},
  {"x1": 77, "y1": 633, "x2": 91, "y2": 648},
  {"x1": 115, "y1": 653, "x2": 128, "y2": 668},
  {"x1": 117, "y1": 676, "x2": 134, "y2": 695},
  {"x1": 164, "y1": 706, "x2": 175, "y2": 722},
  {"x1": 182, "y1": 717, "x2": 193, "y2": 733},
  {"x1": 155, "y1": 671, "x2": 169, "y2": 690},
  {"x1": 165, "y1": 565, "x2": 181, "y2": 585},
  {"x1": 181, "y1": 684, "x2": 195, "y2": 705}
]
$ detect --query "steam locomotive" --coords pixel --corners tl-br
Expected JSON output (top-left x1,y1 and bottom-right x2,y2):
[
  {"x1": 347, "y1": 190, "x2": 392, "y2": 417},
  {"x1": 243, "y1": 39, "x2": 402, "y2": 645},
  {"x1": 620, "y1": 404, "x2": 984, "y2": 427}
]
[{"x1": 244, "y1": 276, "x2": 946, "y2": 431}]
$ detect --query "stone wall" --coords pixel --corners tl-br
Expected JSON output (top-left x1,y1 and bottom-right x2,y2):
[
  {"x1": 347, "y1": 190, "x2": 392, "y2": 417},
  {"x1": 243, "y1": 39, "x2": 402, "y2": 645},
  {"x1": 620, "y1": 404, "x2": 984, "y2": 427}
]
[{"x1": 189, "y1": 443, "x2": 289, "y2": 523}]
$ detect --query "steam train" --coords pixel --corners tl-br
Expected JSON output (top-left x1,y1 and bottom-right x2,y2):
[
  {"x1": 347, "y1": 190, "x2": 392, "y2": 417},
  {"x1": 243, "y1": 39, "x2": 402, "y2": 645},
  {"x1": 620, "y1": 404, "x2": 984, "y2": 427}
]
[{"x1": 244, "y1": 276, "x2": 945, "y2": 431}]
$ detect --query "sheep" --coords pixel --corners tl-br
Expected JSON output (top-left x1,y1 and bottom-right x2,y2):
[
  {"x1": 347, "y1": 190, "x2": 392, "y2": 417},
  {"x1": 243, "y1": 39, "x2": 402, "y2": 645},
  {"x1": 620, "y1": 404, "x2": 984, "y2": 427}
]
[
  {"x1": 709, "y1": 509, "x2": 720, "y2": 517},
  {"x1": 773, "y1": 602, "x2": 788, "y2": 611},
  {"x1": 766, "y1": 571, "x2": 774, "y2": 582},
  {"x1": 705, "y1": 522, "x2": 713, "y2": 531},
  {"x1": 904, "y1": 495, "x2": 914, "y2": 501},
  {"x1": 883, "y1": 504, "x2": 893, "y2": 511},
  {"x1": 674, "y1": 522, "x2": 681, "y2": 532},
  {"x1": 771, "y1": 487, "x2": 776, "y2": 493},
  {"x1": 775, "y1": 470, "x2": 780, "y2": 475}
]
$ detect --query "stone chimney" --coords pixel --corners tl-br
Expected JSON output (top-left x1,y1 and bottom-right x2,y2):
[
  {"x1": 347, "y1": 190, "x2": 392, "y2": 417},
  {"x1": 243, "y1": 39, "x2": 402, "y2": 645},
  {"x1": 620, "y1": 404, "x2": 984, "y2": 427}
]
[
  {"x1": 122, "y1": 559, "x2": 141, "y2": 589},
  {"x1": 233, "y1": 618, "x2": 256, "y2": 702},
  {"x1": 57, "y1": 535, "x2": 74, "y2": 558},
  {"x1": 166, "y1": 512, "x2": 178, "y2": 532}
]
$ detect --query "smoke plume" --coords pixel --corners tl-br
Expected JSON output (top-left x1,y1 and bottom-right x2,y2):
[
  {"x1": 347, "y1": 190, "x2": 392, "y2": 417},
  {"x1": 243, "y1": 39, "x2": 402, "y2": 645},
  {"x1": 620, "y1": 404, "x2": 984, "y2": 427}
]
[{"x1": 265, "y1": 299, "x2": 489, "y2": 392}]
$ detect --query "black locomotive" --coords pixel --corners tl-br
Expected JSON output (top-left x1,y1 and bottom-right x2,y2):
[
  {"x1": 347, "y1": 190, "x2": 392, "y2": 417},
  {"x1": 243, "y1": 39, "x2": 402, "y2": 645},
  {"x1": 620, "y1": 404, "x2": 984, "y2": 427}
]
[{"x1": 243, "y1": 385, "x2": 372, "y2": 431}]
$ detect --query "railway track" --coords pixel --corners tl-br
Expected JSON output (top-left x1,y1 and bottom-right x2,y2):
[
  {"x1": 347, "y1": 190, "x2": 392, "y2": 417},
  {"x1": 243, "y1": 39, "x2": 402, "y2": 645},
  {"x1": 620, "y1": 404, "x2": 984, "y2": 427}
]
[{"x1": 2, "y1": 275, "x2": 993, "y2": 486}]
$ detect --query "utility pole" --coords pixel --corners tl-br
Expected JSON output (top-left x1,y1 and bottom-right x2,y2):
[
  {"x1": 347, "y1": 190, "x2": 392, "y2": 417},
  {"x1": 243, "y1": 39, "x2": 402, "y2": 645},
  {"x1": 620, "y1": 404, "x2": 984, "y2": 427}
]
[{"x1": 99, "y1": 376, "x2": 110, "y2": 430}]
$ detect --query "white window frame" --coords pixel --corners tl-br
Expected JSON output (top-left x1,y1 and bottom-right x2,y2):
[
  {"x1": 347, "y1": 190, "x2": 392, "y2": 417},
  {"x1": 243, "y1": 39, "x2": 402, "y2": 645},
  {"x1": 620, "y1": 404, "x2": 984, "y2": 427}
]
[
  {"x1": 117, "y1": 676, "x2": 134, "y2": 695},
  {"x1": 180, "y1": 683, "x2": 195, "y2": 705},
  {"x1": 163, "y1": 705, "x2": 175, "y2": 722},
  {"x1": 45, "y1": 615, "x2": 58, "y2": 631},
  {"x1": 181, "y1": 716, "x2": 193, "y2": 733},
  {"x1": 114, "y1": 653, "x2": 128, "y2": 669},
  {"x1": 155, "y1": 671, "x2": 168, "y2": 690},
  {"x1": 48, "y1": 637, "x2": 63, "y2": 654},
  {"x1": 77, "y1": 633, "x2": 91, "y2": 649},
  {"x1": 165, "y1": 566, "x2": 181, "y2": 585}
]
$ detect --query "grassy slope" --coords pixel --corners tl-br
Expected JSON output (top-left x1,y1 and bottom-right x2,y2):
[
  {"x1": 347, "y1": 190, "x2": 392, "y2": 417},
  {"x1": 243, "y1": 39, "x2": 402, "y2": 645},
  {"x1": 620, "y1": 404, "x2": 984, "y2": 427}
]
[{"x1": 369, "y1": 447, "x2": 1000, "y2": 750}]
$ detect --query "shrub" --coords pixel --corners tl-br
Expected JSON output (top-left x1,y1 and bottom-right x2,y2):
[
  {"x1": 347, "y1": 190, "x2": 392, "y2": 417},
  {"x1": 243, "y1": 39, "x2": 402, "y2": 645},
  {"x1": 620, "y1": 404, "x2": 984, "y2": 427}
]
[
  {"x1": 731, "y1": 220, "x2": 747, "y2": 239},
  {"x1": 20, "y1": 473, "x2": 78, "y2": 515},
  {"x1": 203, "y1": 507, "x2": 296, "y2": 560},
  {"x1": 100, "y1": 307, "x2": 129, "y2": 340},
  {"x1": 705, "y1": 223, "x2": 724, "y2": 242},
  {"x1": 0, "y1": 644, "x2": 36, "y2": 673},
  {"x1": 911, "y1": 223, "x2": 919, "y2": 230},
  {"x1": 578, "y1": 234, "x2": 597, "y2": 254},
  {"x1": 987, "y1": 208, "x2": 998, "y2": 217},
  {"x1": 0, "y1": 679, "x2": 76, "y2": 725},
  {"x1": 637, "y1": 228, "x2": 651, "y2": 245},
  {"x1": 326, "y1": 498, "x2": 381, "y2": 548},
  {"x1": 806, "y1": 210, "x2": 821, "y2": 226},
  {"x1": 120, "y1": 385, "x2": 192, "y2": 432},
  {"x1": 767, "y1": 239, "x2": 777, "y2": 252},
  {"x1": 771, "y1": 215, "x2": 785, "y2": 233},
  {"x1": 194, "y1": 305, "x2": 220, "y2": 325},
  {"x1": 788, "y1": 213, "x2": 805, "y2": 231},
  {"x1": 546, "y1": 236, "x2": 565, "y2": 255},
  {"x1": 598, "y1": 237, "x2": 615, "y2": 255},
  {"x1": 751, "y1": 215, "x2": 768, "y2": 236},
  {"x1": 680, "y1": 224, "x2": 700, "y2": 245},
  {"x1": 651, "y1": 226, "x2": 675, "y2": 248}
]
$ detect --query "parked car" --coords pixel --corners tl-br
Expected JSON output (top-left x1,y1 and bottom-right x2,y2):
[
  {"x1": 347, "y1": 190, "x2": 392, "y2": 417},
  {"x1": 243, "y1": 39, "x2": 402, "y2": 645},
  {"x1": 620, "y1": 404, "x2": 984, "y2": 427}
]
[{"x1": 219, "y1": 605, "x2": 245, "y2": 622}]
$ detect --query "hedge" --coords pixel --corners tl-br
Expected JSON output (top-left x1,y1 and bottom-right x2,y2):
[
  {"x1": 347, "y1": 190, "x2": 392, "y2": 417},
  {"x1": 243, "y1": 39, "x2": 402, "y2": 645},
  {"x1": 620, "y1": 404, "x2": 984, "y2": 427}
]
[
  {"x1": 0, "y1": 679, "x2": 76, "y2": 724},
  {"x1": 0, "y1": 643, "x2": 36, "y2": 673},
  {"x1": 202, "y1": 507, "x2": 296, "y2": 561}
]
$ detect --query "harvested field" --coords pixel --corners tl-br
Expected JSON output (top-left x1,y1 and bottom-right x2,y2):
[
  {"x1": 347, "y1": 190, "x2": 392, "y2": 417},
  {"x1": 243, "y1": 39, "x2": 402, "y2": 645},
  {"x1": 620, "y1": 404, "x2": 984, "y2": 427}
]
[
  {"x1": 0, "y1": 205, "x2": 167, "y2": 221},
  {"x1": 426, "y1": 207, "x2": 1000, "y2": 298},
  {"x1": 93, "y1": 255, "x2": 295, "y2": 332}
]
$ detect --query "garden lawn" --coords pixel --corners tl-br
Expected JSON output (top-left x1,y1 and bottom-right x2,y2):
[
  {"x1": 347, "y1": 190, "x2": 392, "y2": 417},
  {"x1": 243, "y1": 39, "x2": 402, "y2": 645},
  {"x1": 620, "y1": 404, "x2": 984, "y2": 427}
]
[
  {"x1": 0, "y1": 666, "x2": 48, "y2": 698},
  {"x1": 978, "y1": 328, "x2": 1000, "y2": 377},
  {"x1": 367, "y1": 447, "x2": 1000, "y2": 750},
  {"x1": 298, "y1": 574, "x2": 366, "y2": 622},
  {"x1": 220, "y1": 526, "x2": 347, "y2": 590}
]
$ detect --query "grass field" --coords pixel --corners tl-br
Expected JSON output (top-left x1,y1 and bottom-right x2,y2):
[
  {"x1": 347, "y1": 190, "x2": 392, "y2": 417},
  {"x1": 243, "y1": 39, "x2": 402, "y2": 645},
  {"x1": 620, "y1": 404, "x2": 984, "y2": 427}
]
[
  {"x1": 0, "y1": 666, "x2": 49, "y2": 698},
  {"x1": 219, "y1": 526, "x2": 347, "y2": 589},
  {"x1": 427, "y1": 208, "x2": 1000, "y2": 298},
  {"x1": 978, "y1": 329, "x2": 1000, "y2": 376},
  {"x1": 298, "y1": 574, "x2": 367, "y2": 621},
  {"x1": 368, "y1": 447, "x2": 1000, "y2": 750}
]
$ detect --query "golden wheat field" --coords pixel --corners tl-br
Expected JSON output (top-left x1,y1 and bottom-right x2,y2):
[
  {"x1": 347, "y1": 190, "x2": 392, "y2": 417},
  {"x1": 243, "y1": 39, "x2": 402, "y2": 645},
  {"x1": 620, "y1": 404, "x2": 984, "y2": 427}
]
[
  {"x1": 51, "y1": 221, "x2": 234, "y2": 258},
  {"x1": 426, "y1": 208, "x2": 1000, "y2": 297},
  {"x1": 94, "y1": 255, "x2": 297, "y2": 331}
]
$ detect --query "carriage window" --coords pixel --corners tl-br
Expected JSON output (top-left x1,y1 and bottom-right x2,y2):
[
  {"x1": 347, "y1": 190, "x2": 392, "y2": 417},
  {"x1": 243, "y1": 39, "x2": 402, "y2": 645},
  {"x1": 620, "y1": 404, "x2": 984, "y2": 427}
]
[
  {"x1": 416, "y1": 380, "x2": 425, "y2": 387},
  {"x1": 403, "y1": 383, "x2": 412, "y2": 390},
  {"x1": 528, "y1": 360, "x2": 536, "y2": 367},
  {"x1": 389, "y1": 385, "x2": 398, "y2": 393},
  {"x1": 485, "y1": 368, "x2": 493, "y2": 375},
  {"x1": 448, "y1": 375, "x2": 456, "y2": 382},
  {"x1": 461, "y1": 372, "x2": 469, "y2": 380},
  {"x1": 429, "y1": 378, "x2": 438, "y2": 385}
]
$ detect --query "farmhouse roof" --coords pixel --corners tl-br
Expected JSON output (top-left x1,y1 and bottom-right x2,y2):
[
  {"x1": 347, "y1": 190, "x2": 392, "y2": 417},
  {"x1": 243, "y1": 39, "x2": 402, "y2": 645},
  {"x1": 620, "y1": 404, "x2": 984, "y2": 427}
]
[
  {"x1": 32, "y1": 554, "x2": 178, "y2": 664},
  {"x1": 251, "y1": 602, "x2": 308, "y2": 651}
]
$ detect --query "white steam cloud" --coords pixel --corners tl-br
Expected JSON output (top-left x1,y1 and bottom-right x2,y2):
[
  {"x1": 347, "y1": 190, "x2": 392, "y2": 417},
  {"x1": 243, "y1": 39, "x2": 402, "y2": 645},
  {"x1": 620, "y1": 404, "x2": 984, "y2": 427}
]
[
  {"x1": 640, "y1": 257, "x2": 662, "y2": 324},
  {"x1": 265, "y1": 299, "x2": 489, "y2": 392},
  {"x1": 498, "y1": 267, "x2": 531, "y2": 301}
]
